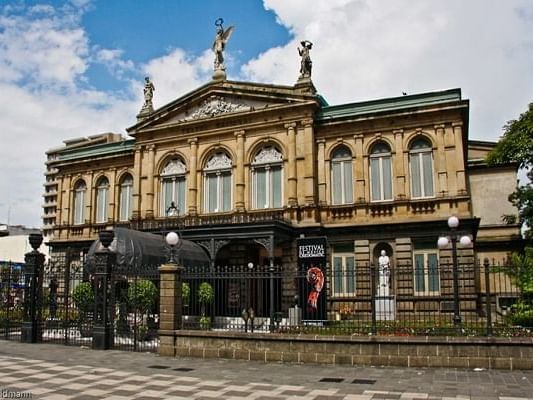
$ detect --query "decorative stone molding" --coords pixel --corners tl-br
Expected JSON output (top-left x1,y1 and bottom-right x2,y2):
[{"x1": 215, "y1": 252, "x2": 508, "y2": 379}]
[
  {"x1": 184, "y1": 96, "x2": 250, "y2": 121},
  {"x1": 161, "y1": 159, "x2": 186, "y2": 176},
  {"x1": 205, "y1": 152, "x2": 232, "y2": 170},
  {"x1": 252, "y1": 146, "x2": 283, "y2": 165}
]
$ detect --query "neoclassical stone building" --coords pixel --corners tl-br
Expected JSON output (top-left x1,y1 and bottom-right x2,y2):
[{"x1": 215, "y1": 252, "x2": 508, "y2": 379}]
[{"x1": 44, "y1": 44, "x2": 522, "y2": 316}]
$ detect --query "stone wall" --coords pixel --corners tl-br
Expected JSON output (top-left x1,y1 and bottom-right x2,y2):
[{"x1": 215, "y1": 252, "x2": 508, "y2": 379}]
[{"x1": 161, "y1": 330, "x2": 533, "y2": 370}]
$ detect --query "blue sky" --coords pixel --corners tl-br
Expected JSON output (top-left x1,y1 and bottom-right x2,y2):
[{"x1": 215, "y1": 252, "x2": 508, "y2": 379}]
[{"x1": 0, "y1": 0, "x2": 532, "y2": 228}]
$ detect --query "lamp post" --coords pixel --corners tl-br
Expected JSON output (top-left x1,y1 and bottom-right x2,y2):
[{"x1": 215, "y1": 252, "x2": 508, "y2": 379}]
[
  {"x1": 437, "y1": 216, "x2": 472, "y2": 328},
  {"x1": 165, "y1": 231, "x2": 180, "y2": 264}
]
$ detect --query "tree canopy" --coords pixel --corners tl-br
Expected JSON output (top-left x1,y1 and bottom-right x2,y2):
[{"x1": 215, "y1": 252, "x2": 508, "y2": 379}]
[{"x1": 487, "y1": 104, "x2": 533, "y2": 238}]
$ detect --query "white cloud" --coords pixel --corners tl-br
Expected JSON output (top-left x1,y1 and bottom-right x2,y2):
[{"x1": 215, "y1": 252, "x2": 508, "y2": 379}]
[
  {"x1": 142, "y1": 48, "x2": 212, "y2": 109},
  {"x1": 244, "y1": 0, "x2": 533, "y2": 140}
]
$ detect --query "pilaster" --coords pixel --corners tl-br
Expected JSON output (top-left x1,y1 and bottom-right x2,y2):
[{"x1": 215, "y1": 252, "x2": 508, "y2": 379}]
[
  {"x1": 393, "y1": 129, "x2": 405, "y2": 198},
  {"x1": 188, "y1": 138, "x2": 198, "y2": 215},
  {"x1": 434, "y1": 124, "x2": 448, "y2": 196},
  {"x1": 301, "y1": 118, "x2": 315, "y2": 206},
  {"x1": 132, "y1": 146, "x2": 142, "y2": 219},
  {"x1": 452, "y1": 122, "x2": 467, "y2": 195},
  {"x1": 316, "y1": 139, "x2": 326, "y2": 205},
  {"x1": 235, "y1": 130, "x2": 246, "y2": 211},
  {"x1": 286, "y1": 123, "x2": 298, "y2": 206},
  {"x1": 145, "y1": 144, "x2": 156, "y2": 218}
]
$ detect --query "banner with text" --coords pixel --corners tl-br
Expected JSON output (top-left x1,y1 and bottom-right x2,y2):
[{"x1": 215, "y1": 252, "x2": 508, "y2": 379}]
[{"x1": 297, "y1": 237, "x2": 327, "y2": 321}]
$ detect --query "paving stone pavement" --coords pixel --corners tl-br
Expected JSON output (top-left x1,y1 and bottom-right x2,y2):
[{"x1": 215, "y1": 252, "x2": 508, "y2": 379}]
[{"x1": 1, "y1": 341, "x2": 533, "y2": 399}]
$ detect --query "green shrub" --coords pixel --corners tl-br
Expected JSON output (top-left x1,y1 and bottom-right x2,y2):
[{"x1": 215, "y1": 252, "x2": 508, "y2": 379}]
[
  {"x1": 128, "y1": 279, "x2": 158, "y2": 315},
  {"x1": 72, "y1": 282, "x2": 94, "y2": 314},
  {"x1": 182, "y1": 282, "x2": 190, "y2": 306}
]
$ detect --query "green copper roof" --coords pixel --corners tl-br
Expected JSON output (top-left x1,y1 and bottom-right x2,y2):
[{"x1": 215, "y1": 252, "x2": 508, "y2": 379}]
[
  {"x1": 58, "y1": 139, "x2": 135, "y2": 162},
  {"x1": 317, "y1": 88, "x2": 463, "y2": 122}
]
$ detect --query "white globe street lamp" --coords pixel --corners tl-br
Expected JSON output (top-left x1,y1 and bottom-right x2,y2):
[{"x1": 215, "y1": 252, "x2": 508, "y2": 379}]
[
  {"x1": 437, "y1": 216, "x2": 473, "y2": 328},
  {"x1": 166, "y1": 231, "x2": 180, "y2": 263}
]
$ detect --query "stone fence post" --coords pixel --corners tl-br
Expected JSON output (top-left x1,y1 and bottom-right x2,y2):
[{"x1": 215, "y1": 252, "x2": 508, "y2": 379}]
[{"x1": 159, "y1": 263, "x2": 183, "y2": 357}]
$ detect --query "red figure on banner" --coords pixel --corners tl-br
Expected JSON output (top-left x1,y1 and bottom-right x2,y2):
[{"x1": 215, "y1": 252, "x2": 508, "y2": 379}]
[{"x1": 306, "y1": 266, "x2": 324, "y2": 311}]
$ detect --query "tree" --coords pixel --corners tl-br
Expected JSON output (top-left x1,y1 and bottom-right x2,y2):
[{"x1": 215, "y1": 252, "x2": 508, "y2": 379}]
[{"x1": 487, "y1": 104, "x2": 533, "y2": 238}]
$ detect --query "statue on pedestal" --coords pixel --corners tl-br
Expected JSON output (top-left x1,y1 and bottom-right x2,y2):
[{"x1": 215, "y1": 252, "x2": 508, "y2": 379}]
[
  {"x1": 212, "y1": 18, "x2": 234, "y2": 80},
  {"x1": 298, "y1": 40, "x2": 313, "y2": 80},
  {"x1": 378, "y1": 250, "x2": 390, "y2": 296},
  {"x1": 138, "y1": 77, "x2": 155, "y2": 118}
]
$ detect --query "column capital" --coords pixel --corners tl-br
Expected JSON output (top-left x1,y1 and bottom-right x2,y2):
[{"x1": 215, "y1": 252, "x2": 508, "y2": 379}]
[
  {"x1": 452, "y1": 121, "x2": 463, "y2": 128},
  {"x1": 234, "y1": 130, "x2": 246, "y2": 138},
  {"x1": 284, "y1": 122, "x2": 297, "y2": 130},
  {"x1": 393, "y1": 129, "x2": 404, "y2": 135},
  {"x1": 353, "y1": 133, "x2": 364, "y2": 140},
  {"x1": 301, "y1": 118, "x2": 313, "y2": 127},
  {"x1": 146, "y1": 144, "x2": 156, "y2": 151},
  {"x1": 316, "y1": 138, "x2": 326, "y2": 145},
  {"x1": 434, "y1": 124, "x2": 446, "y2": 130},
  {"x1": 188, "y1": 137, "x2": 198, "y2": 146}
]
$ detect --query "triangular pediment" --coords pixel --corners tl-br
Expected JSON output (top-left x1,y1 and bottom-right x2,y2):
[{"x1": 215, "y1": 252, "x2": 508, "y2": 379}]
[{"x1": 127, "y1": 80, "x2": 320, "y2": 134}]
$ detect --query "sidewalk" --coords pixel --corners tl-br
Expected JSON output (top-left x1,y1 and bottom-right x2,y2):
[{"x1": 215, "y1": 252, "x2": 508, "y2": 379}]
[{"x1": 1, "y1": 340, "x2": 533, "y2": 399}]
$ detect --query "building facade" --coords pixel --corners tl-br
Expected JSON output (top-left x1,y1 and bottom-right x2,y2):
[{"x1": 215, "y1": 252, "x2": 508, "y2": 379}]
[{"x1": 44, "y1": 71, "x2": 522, "y2": 316}]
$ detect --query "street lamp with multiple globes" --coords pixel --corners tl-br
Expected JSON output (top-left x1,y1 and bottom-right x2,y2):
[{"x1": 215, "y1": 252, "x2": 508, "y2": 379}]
[
  {"x1": 437, "y1": 215, "x2": 472, "y2": 327},
  {"x1": 165, "y1": 231, "x2": 180, "y2": 264}
]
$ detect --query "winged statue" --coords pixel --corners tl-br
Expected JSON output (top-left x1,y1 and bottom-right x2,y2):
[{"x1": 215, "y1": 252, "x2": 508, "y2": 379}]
[{"x1": 212, "y1": 18, "x2": 234, "y2": 71}]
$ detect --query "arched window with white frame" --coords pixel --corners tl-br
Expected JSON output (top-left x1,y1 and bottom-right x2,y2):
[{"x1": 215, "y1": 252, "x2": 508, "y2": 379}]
[
  {"x1": 251, "y1": 145, "x2": 283, "y2": 209},
  {"x1": 203, "y1": 152, "x2": 232, "y2": 213},
  {"x1": 73, "y1": 180, "x2": 86, "y2": 225},
  {"x1": 119, "y1": 174, "x2": 133, "y2": 221},
  {"x1": 331, "y1": 145, "x2": 353, "y2": 205},
  {"x1": 409, "y1": 138, "x2": 434, "y2": 198},
  {"x1": 369, "y1": 142, "x2": 393, "y2": 201},
  {"x1": 160, "y1": 158, "x2": 187, "y2": 216},
  {"x1": 95, "y1": 176, "x2": 109, "y2": 223}
]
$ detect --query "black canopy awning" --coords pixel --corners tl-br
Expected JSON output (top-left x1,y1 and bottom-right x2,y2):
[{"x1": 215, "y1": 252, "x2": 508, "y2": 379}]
[{"x1": 87, "y1": 228, "x2": 209, "y2": 273}]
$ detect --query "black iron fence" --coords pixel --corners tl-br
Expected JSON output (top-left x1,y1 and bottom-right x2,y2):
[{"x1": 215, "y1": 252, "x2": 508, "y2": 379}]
[
  {"x1": 0, "y1": 251, "x2": 160, "y2": 352},
  {"x1": 179, "y1": 259, "x2": 530, "y2": 336},
  {"x1": 2, "y1": 243, "x2": 531, "y2": 349}
]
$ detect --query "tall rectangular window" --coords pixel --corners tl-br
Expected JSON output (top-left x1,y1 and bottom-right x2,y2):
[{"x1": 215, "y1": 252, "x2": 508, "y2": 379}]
[
  {"x1": 332, "y1": 249, "x2": 356, "y2": 297},
  {"x1": 413, "y1": 251, "x2": 440, "y2": 295},
  {"x1": 331, "y1": 146, "x2": 353, "y2": 205}
]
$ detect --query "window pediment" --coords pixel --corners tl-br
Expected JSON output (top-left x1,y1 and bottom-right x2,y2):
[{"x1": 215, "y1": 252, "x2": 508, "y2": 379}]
[
  {"x1": 162, "y1": 159, "x2": 186, "y2": 176},
  {"x1": 205, "y1": 152, "x2": 232, "y2": 170},
  {"x1": 253, "y1": 146, "x2": 283, "y2": 165}
]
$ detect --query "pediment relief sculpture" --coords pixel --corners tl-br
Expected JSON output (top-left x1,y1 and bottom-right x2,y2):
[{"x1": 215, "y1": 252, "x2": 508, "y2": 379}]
[
  {"x1": 253, "y1": 146, "x2": 283, "y2": 165},
  {"x1": 183, "y1": 95, "x2": 251, "y2": 121},
  {"x1": 205, "y1": 152, "x2": 232, "y2": 170}
]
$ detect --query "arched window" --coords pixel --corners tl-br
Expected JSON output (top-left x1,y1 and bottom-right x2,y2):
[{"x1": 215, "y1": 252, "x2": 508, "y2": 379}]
[
  {"x1": 369, "y1": 142, "x2": 393, "y2": 201},
  {"x1": 409, "y1": 138, "x2": 434, "y2": 198},
  {"x1": 251, "y1": 145, "x2": 283, "y2": 209},
  {"x1": 73, "y1": 180, "x2": 86, "y2": 225},
  {"x1": 331, "y1": 146, "x2": 353, "y2": 205},
  {"x1": 95, "y1": 177, "x2": 109, "y2": 223},
  {"x1": 204, "y1": 152, "x2": 232, "y2": 213},
  {"x1": 160, "y1": 158, "x2": 186, "y2": 216},
  {"x1": 119, "y1": 174, "x2": 133, "y2": 221}
]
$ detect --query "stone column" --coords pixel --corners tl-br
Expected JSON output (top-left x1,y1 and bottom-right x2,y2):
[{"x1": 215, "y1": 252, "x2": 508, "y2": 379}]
[
  {"x1": 56, "y1": 175, "x2": 64, "y2": 227},
  {"x1": 188, "y1": 138, "x2": 198, "y2": 215},
  {"x1": 109, "y1": 168, "x2": 117, "y2": 221},
  {"x1": 146, "y1": 144, "x2": 156, "y2": 218},
  {"x1": 85, "y1": 172, "x2": 94, "y2": 225},
  {"x1": 286, "y1": 123, "x2": 298, "y2": 206},
  {"x1": 235, "y1": 130, "x2": 246, "y2": 211},
  {"x1": 317, "y1": 139, "x2": 326, "y2": 205},
  {"x1": 158, "y1": 263, "x2": 184, "y2": 357},
  {"x1": 434, "y1": 124, "x2": 447, "y2": 195},
  {"x1": 354, "y1": 134, "x2": 365, "y2": 202},
  {"x1": 302, "y1": 118, "x2": 315, "y2": 206},
  {"x1": 452, "y1": 122, "x2": 466, "y2": 195},
  {"x1": 92, "y1": 230, "x2": 115, "y2": 350},
  {"x1": 393, "y1": 129, "x2": 405, "y2": 198},
  {"x1": 132, "y1": 146, "x2": 142, "y2": 219},
  {"x1": 21, "y1": 233, "x2": 44, "y2": 343}
]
